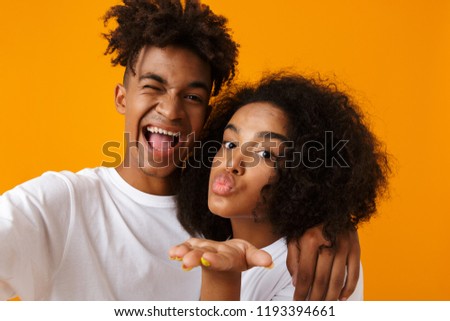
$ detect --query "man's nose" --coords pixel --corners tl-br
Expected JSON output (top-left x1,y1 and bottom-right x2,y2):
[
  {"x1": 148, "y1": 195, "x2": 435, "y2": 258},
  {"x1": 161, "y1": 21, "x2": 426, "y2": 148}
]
[{"x1": 155, "y1": 95, "x2": 185, "y2": 121}]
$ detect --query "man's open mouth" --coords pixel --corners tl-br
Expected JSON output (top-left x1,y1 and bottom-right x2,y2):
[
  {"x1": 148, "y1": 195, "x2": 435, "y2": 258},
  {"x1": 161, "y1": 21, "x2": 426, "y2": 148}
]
[{"x1": 144, "y1": 126, "x2": 180, "y2": 151}]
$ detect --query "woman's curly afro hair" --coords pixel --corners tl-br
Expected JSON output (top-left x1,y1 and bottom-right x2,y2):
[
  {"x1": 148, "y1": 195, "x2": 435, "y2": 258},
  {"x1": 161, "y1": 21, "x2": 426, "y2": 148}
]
[
  {"x1": 176, "y1": 72, "x2": 391, "y2": 243},
  {"x1": 103, "y1": 0, "x2": 239, "y2": 96}
]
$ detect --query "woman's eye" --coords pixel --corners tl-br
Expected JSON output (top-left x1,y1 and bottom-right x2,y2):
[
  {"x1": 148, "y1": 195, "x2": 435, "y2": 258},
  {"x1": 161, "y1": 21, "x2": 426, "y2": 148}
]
[
  {"x1": 257, "y1": 150, "x2": 274, "y2": 160},
  {"x1": 223, "y1": 141, "x2": 237, "y2": 149}
]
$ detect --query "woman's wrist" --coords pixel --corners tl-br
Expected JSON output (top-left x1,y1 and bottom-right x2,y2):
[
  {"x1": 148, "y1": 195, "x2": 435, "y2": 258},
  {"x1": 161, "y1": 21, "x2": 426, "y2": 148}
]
[{"x1": 200, "y1": 269, "x2": 241, "y2": 300}]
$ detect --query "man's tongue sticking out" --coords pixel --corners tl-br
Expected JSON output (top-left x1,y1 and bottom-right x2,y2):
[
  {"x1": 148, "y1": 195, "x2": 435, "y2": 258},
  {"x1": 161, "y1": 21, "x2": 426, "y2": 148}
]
[{"x1": 148, "y1": 132, "x2": 178, "y2": 151}]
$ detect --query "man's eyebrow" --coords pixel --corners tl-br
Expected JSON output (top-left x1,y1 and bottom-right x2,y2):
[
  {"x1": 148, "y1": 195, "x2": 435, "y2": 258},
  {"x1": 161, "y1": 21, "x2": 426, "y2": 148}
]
[
  {"x1": 138, "y1": 73, "x2": 210, "y2": 92},
  {"x1": 188, "y1": 81, "x2": 211, "y2": 93},
  {"x1": 257, "y1": 131, "x2": 289, "y2": 142},
  {"x1": 224, "y1": 124, "x2": 238, "y2": 133},
  {"x1": 139, "y1": 73, "x2": 166, "y2": 84}
]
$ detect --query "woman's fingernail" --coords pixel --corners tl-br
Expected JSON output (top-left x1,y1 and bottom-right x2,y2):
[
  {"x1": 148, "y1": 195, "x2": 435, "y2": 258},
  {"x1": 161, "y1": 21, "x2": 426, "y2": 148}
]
[
  {"x1": 182, "y1": 264, "x2": 192, "y2": 271},
  {"x1": 200, "y1": 257, "x2": 211, "y2": 267},
  {"x1": 169, "y1": 256, "x2": 182, "y2": 261},
  {"x1": 265, "y1": 263, "x2": 274, "y2": 269}
]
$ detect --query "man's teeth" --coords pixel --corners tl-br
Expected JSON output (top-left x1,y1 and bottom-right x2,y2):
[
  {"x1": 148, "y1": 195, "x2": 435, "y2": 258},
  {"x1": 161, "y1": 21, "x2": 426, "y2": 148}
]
[{"x1": 146, "y1": 126, "x2": 180, "y2": 137}]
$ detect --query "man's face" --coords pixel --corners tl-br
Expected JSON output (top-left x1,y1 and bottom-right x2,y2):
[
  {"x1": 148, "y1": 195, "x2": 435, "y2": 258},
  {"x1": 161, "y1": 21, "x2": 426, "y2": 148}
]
[{"x1": 115, "y1": 45, "x2": 212, "y2": 181}]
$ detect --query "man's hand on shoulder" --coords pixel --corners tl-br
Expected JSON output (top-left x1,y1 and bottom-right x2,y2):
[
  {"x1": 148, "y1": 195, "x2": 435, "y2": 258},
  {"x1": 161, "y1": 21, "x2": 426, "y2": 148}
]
[{"x1": 287, "y1": 225, "x2": 360, "y2": 300}]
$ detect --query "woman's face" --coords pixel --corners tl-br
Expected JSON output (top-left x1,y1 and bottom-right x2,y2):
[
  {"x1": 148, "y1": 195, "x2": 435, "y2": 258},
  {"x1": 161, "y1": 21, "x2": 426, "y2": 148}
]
[{"x1": 208, "y1": 102, "x2": 289, "y2": 219}]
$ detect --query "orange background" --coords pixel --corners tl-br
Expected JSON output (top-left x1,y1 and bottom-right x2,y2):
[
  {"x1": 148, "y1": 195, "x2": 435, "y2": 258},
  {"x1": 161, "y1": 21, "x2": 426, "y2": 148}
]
[{"x1": 0, "y1": 0, "x2": 449, "y2": 300}]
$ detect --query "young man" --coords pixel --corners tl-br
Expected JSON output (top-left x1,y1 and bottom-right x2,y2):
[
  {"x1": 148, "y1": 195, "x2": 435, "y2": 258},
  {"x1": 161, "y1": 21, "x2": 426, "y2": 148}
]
[{"x1": 0, "y1": 0, "x2": 360, "y2": 300}]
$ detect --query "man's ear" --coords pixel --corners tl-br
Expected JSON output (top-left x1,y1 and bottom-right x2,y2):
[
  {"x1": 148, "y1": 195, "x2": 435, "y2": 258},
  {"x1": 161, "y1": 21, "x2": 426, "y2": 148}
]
[{"x1": 114, "y1": 84, "x2": 126, "y2": 115}]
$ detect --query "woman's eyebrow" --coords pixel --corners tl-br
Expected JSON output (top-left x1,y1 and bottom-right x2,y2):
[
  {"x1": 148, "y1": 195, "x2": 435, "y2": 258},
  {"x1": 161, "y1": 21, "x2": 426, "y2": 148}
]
[
  {"x1": 257, "y1": 131, "x2": 289, "y2": 142},
  {"x1": 224, "y1": 124, "x2": 288, "y2": 141}
]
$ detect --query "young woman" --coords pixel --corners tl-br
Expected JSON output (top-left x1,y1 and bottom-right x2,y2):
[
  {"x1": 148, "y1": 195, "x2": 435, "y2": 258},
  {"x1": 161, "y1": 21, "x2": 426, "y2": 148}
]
[{"x1": 170, "y1": 72, "x2": 390, "y2": 300}]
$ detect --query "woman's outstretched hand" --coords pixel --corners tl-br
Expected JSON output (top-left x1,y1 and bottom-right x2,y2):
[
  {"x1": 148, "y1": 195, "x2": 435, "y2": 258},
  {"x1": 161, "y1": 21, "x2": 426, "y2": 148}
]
[
  {"x1": 169, "y1": 238, "x2": 273, "y2": 300},
  {"x1": 169, "y1": 238, "x2": 273, "y2": 272}
]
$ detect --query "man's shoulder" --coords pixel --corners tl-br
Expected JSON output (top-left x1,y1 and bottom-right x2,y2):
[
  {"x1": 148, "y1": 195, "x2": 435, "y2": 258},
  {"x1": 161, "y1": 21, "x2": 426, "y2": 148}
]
[
  {"x1": 51, "y1": 167, "x2": 117, "y2": 198},
  {"x1": 2, "y1": 167, "x2": 111, "y2": 199},
  {"x1": 60, "y1": 167, "x2": 111, "y2": 186}
]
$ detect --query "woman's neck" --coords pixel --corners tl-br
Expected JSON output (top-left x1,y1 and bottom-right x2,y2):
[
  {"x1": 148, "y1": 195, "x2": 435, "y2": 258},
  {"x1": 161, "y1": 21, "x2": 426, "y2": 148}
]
[{"x1": 230, "y1": 218, "x2": 280, "y2": 249}]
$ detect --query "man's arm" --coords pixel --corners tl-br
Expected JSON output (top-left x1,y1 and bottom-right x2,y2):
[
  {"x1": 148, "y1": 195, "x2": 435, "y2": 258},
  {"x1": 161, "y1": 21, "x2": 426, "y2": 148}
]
[
  {"x1": 0, "y1": 172, "x2": 72, "y2": 300},
  {"x1": 286, "y1": 226, "x2": 360, "y2": 300}
]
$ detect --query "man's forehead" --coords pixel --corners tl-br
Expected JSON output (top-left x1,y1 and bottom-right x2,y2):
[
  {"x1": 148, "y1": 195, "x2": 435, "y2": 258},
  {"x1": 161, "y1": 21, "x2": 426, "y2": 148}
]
[
  {"x1": 140, "y1": 46, "x2": 210, "y2": 74},
  {"x1": 123, "y1": 46, "x2": 211, "y2": 91}
]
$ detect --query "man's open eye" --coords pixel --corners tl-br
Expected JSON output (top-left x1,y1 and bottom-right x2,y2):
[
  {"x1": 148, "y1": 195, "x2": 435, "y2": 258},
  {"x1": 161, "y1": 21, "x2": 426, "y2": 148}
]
[
  {"x1": 185, "y1": 94, "x2": 202, "y2": 102},
  {"x1": 223, "y1": 141, "x2": 237, "y2": 149}
]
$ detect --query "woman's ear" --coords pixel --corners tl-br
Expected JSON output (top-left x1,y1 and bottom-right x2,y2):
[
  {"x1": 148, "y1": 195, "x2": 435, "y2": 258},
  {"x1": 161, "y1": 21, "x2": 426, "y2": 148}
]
[{"x1": 114, "y1": 84, "x2": 126, "y2": 114}]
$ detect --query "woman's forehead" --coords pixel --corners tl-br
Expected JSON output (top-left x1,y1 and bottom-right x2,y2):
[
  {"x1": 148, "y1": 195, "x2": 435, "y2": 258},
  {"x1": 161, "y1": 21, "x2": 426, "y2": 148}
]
[{"x1": 227, "y1": 102, "x2": 289, "y2": 137}]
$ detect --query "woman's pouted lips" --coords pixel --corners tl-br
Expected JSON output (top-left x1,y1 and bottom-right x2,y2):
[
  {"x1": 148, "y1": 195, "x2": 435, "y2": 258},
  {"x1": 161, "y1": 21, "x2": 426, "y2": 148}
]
[{"x1": 211, "y1": 172, "x2": 235, "y2": 196}]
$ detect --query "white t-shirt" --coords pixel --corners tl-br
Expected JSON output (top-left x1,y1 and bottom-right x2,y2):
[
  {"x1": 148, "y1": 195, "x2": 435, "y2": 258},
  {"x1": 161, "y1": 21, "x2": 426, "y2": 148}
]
[
  {"x1": 0, "y1": 167, "x2": 201, "y2": 300},
  {"x1": 241, "y1": 238, "x2": 363, "y2": 301}
]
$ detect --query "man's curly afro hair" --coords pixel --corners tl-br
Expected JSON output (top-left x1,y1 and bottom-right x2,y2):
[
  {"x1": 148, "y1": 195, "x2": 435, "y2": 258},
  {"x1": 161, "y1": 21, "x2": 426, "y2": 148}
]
[
  {"x1": 103, "y1": 0, "x2": 239, "y2": 96},
  {"x1": 176, "y1": 72, "x2": 390, "y2": 243}
]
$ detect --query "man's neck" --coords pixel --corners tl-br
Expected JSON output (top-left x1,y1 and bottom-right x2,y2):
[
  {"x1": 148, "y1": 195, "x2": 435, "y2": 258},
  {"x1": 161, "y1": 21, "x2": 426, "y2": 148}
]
[{"x1": 115, "y1": 164, "x2": 178, "y2": 195}]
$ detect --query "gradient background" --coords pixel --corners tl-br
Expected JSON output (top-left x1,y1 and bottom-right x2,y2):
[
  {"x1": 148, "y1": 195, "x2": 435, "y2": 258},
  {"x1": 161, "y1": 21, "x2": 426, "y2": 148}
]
[{"x1": 0, "y1": 0, "x2": 449, "y2": 300}]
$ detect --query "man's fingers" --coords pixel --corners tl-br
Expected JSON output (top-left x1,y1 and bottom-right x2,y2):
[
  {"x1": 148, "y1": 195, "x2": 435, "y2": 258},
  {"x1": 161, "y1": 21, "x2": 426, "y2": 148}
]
[
  {"x1": 293, "y1": 239, "x2": 319, "y2": 300},
  {"x1": 286, "y1": 240, "x2": 300, "y2": 278},
  {"x1": 339, "y1": 237, "x2": 361, "y2": 300},
  {"x1": 339, "y1": 263, "x2": 359, "y2": 301},
  {"x1": 324, "y1": 247, "x2": 346, "y2": 301},
  {"x1": 288, "y1": 226, "x2": 361, "y2": 301},
  {"x1": 308, "y1": 246, "x2": 335, "y2": 300}
]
